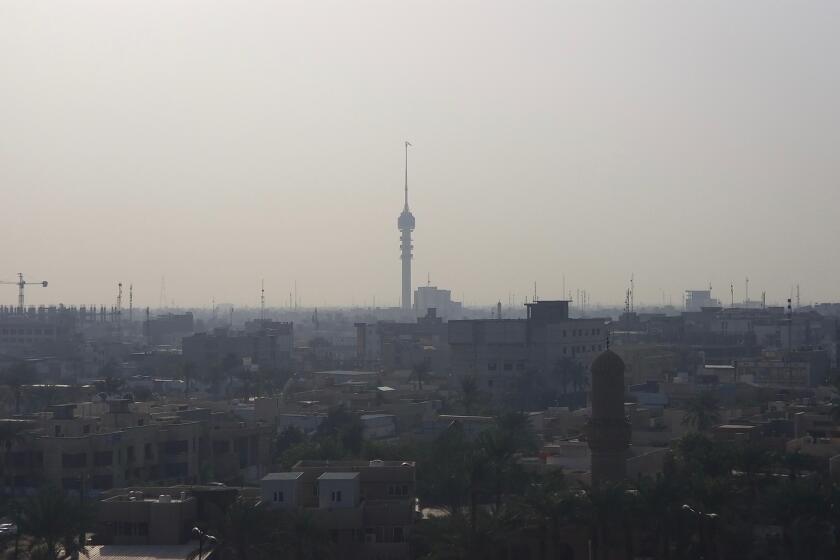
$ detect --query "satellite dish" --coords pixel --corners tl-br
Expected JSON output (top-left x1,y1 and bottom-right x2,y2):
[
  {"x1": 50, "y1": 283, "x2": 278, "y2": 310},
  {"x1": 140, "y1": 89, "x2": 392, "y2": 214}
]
[{"x1": 42, "y1": 281, "x2": 48, "y2": 287}]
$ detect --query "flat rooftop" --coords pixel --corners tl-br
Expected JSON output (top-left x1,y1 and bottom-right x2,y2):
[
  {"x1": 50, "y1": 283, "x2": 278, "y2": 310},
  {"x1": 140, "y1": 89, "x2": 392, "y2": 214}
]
[
  {"x1": 87, "y1": 544, "x2": 209, "y2": 560},
  {"x1": 262, "y1": 472, "x2": 303, "y2": 481},
  {"x1": 318, "y1": 472, "x2": 360, "y2": 481}
]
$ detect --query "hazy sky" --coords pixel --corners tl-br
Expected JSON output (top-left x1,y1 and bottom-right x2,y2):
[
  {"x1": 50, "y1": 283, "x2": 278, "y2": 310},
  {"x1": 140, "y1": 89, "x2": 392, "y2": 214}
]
[{"x1": 2, "y1": 1, "x2": 839, "y2": 309}]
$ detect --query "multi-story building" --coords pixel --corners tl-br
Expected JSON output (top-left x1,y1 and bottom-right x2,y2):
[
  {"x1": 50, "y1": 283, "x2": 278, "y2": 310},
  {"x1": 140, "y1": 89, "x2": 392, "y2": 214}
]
[
  {"x1": 413, "y1": 286, "x2": 463, "y2": 320},
  {"x1": 448, "y1": 300, "x2": 608, "y2": 398},
  {"x1": 355, "y1": 308, "x2": 448, "y2": 373},
  {"x1": 144, "y1": 312, "x2": 195, "y2": 346},
  {"x1": 182, "y1": 323, "x2": 293, "y2": 372},
  {"x1": 260, "y1": 459, "x2": 416, "y2": 560},
  {"x1": 0, "y1": 400, "x2": 273, "y2": 495}
]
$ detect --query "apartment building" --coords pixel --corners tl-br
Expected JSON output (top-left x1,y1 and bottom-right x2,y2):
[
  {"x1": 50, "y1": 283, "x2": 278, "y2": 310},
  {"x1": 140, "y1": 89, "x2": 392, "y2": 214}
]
[
  {"x1": 0, "y1": 400, "x2": 273, "y2": 495},
  {"x1": 260, "y1": 460, "x2": 416, "y2": 560},
  {"x1": 448, "y1": 300, "x2": 608, "y2": 398}
]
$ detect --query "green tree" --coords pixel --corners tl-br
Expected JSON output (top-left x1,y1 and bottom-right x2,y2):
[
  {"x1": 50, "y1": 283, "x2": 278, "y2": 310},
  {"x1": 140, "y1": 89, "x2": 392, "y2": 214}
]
[
  {"x1": 681, "y1": 392, "x2": 722, "y2": 432},
  {"x1": 18, "y1": 487, "x2": 94, "y2": 560},
  {"x1": 274, "y1": 509, "x2": 335, "y2": 560},
  {"x1": 188, "y1": 498, "x2": 274, "y2": 560},
  {"x1": 459, "y1": 375, "x2": 481, "y2": 415}
]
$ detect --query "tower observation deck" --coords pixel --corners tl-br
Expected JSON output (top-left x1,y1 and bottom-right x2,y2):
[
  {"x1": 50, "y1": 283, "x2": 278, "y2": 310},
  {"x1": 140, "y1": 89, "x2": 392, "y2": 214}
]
[{"x1": 398, "y1": 141, "x2": 415, "y2": 312}]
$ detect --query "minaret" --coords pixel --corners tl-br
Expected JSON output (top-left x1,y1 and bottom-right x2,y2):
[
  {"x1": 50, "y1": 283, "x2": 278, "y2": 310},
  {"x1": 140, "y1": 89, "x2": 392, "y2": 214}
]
[
  {"x1": 398, "y1": 141, "x2": 415, "y2": 312},
  {"x1": 585, "y1": 349, "x2": 631, "y2": 487}
]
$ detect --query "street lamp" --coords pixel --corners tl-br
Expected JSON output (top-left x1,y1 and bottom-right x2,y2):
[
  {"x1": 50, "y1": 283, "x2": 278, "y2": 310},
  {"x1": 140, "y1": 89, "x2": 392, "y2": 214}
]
[
  {"x1": 192, "y1": 527, "x2": 217, "y2": 560},
  {"x1": 682, "y1": 505, "x2": 719, "y2": 559}
]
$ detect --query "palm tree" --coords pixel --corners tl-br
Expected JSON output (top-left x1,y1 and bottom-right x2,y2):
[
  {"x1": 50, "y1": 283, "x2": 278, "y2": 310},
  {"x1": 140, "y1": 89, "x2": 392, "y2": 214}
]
[
  {"x1": 274, "y1": 509, "x2": 335, "y2": 560},
  {"x1": 188, "y1": 498, "x2": 273, "y2": 560},
  {"x1": 459, "y1": 375, "x2": 480, "y2": 415},
  {"x1": 18, "y1": 487, "x2": 93, "y2": 560},
  {"x1": 517, "y1": 479, "x2": 583, "y2": 560},
  {"x1": 412, "y1": 359, "x2": 430, "y2": 391},
  {"x1": 553, "y1": 357, "x2": 587, "y2": 395},
  {"x1": 779, "y1": 450, "x2": 810, "y2": 481},
  {"x1": 681, "y1": 392, "x2": 721, "y2": 432}
]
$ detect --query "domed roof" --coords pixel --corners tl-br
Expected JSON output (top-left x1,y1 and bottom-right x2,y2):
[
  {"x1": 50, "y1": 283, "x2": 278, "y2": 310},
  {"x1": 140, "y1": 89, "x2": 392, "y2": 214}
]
[{"x1": 591, "y1": 349, "x2": 625, "y2": 377}]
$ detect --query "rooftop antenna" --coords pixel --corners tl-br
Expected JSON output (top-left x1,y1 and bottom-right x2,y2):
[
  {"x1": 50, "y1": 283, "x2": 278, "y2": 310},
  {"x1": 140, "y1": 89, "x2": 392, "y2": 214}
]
[
  {"x1": 260, "y1": 279, "x2": 265, "y2": 322},
  {"x1": 630, "y1": 274, "x2": 635, "y2": 313},
  {"x1": 427, "y1": 272, "x2": 431, "y2": 287},
  {"x1": 796, "y1": 284, "x2": 800, "y2": 309},
  {"x1": 730, "y1": 283, "x2": 734, "y2": 308},
  {"x1": 117, "y1": 282, "x2": 123, "y2": 323},
  {"x1": 534, "y1": 281, "x2": 537, "y2": 302},
  {"x1": 129, "y1": 284, "x2": 133, "y2": 322},
  {"x1": 745, "y1": 277, "x2": 749, "y2": 304},
  {"x1": 159, "y1": 276, "x2": 167, "y2": 310},
  {"x1": 562, "y1": 274, "x2": 566, "y2": 301}
]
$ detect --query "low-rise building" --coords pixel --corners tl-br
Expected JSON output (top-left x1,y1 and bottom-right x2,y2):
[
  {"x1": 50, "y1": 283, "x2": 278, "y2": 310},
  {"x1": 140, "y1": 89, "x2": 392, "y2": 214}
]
[{"x1": 260, "y1": 460, "x2": 416, "y2": 560}]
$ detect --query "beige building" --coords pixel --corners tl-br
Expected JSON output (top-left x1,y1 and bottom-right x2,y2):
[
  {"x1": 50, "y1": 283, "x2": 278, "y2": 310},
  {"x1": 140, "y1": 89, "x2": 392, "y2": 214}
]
[
  {"x1": 1, "y1": 400, "x2": 273, "y2": 494},
  {"x1": 449, "y1": 301, "x2": 608, "y2": 399},
  {"x1": 99, "y1": 490, "x2": 198, "y2": 545},
  {"x1": 260, "y1": 460, "x2": 416, "y2": 560}
]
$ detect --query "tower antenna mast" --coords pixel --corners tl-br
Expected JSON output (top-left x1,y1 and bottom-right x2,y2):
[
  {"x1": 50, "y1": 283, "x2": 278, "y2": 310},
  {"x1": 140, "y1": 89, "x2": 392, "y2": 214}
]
[{"x1": 260, "y1": 279, "x2": 265, "y2": 322}]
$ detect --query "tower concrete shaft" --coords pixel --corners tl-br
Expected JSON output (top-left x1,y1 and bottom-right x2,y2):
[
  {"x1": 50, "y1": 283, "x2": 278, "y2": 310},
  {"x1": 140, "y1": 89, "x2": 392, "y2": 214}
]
[{"x1": 400, "y1": 227, "x2": 413, "y2": 311}]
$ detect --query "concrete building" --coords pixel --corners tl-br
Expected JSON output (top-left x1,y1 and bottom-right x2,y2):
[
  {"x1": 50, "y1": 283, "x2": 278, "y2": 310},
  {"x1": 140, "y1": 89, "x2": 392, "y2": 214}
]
[
  {"x1": 413, "y1": 286, "x2": 463, "y2": 320},
  {"x1": 355, "y1": 308, "x2": 448, "y2": 373},
  {"x1": 448, "y1": 300, "x2": 608, "y2": 399},
  {"x1": 260, "y1": 459, "x2": 416, "y2": 559},
  {"x1": 684, "y1": 290, "x2": 721, "y2": 311},
  {"x1": 181, "y1": 323, "x2": 293, "y2": 372},
  {"x1": 144, "y1": 313, "x2": 194, "y2": 346},
  {"x1": 0, "y1": 401, "x2": 273, "y2": 494},
  {"x1": 98, "y1": 490, "x2": 198, "y2": 545}
]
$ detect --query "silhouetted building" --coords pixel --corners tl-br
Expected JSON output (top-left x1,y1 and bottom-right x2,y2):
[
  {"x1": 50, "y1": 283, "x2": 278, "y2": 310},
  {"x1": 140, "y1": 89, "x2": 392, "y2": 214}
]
[
  {"x1": 585, "y1": 350, "x2": 631, "y2": 487},
  {"x1": 449, "y1": 300, "x2": 608, "y2": 399},
  {"x1": 413, "y1": 285, "x2": 463, "y2": 319},
  {"x1": 182, "y1": 323, "x2": 293, "y2": 372}
]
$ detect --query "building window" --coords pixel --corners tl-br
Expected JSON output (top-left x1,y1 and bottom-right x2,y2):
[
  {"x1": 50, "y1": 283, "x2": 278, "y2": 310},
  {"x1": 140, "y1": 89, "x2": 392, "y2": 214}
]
[
  {"x1": 331, "y1": 490, "x2": 342, "y2": 503},
  {"x1": 274, "y1": 491, "x2": 284, "y2": 502},
  {"x1": 487, "y1": 362, "x2": 497, "y2": 371},
  {"x1": 503, "y1": 362, "x2": 513, "y2": 371},
  {"x1": 94, "y1": 451, "x2": 113, "y2": 467},
  {"x1": 388, "y1": 484, "x2": 409, "y2": 497},
  {"x1": 393, "y1": 527, "x2": 405, "y2": 543}
]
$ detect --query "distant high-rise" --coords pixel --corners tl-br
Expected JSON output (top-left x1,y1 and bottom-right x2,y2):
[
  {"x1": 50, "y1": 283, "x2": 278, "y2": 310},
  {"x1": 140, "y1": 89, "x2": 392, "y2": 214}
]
[{"x1": 398, "y1": 141, "x2": 415, "y2": 312}]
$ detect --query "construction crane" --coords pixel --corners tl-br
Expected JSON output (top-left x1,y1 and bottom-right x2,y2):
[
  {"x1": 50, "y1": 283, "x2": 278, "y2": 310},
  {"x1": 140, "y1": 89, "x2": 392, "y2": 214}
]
[{"x1": 0, "y1": 273, "x2": 48, "y2": 311}]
